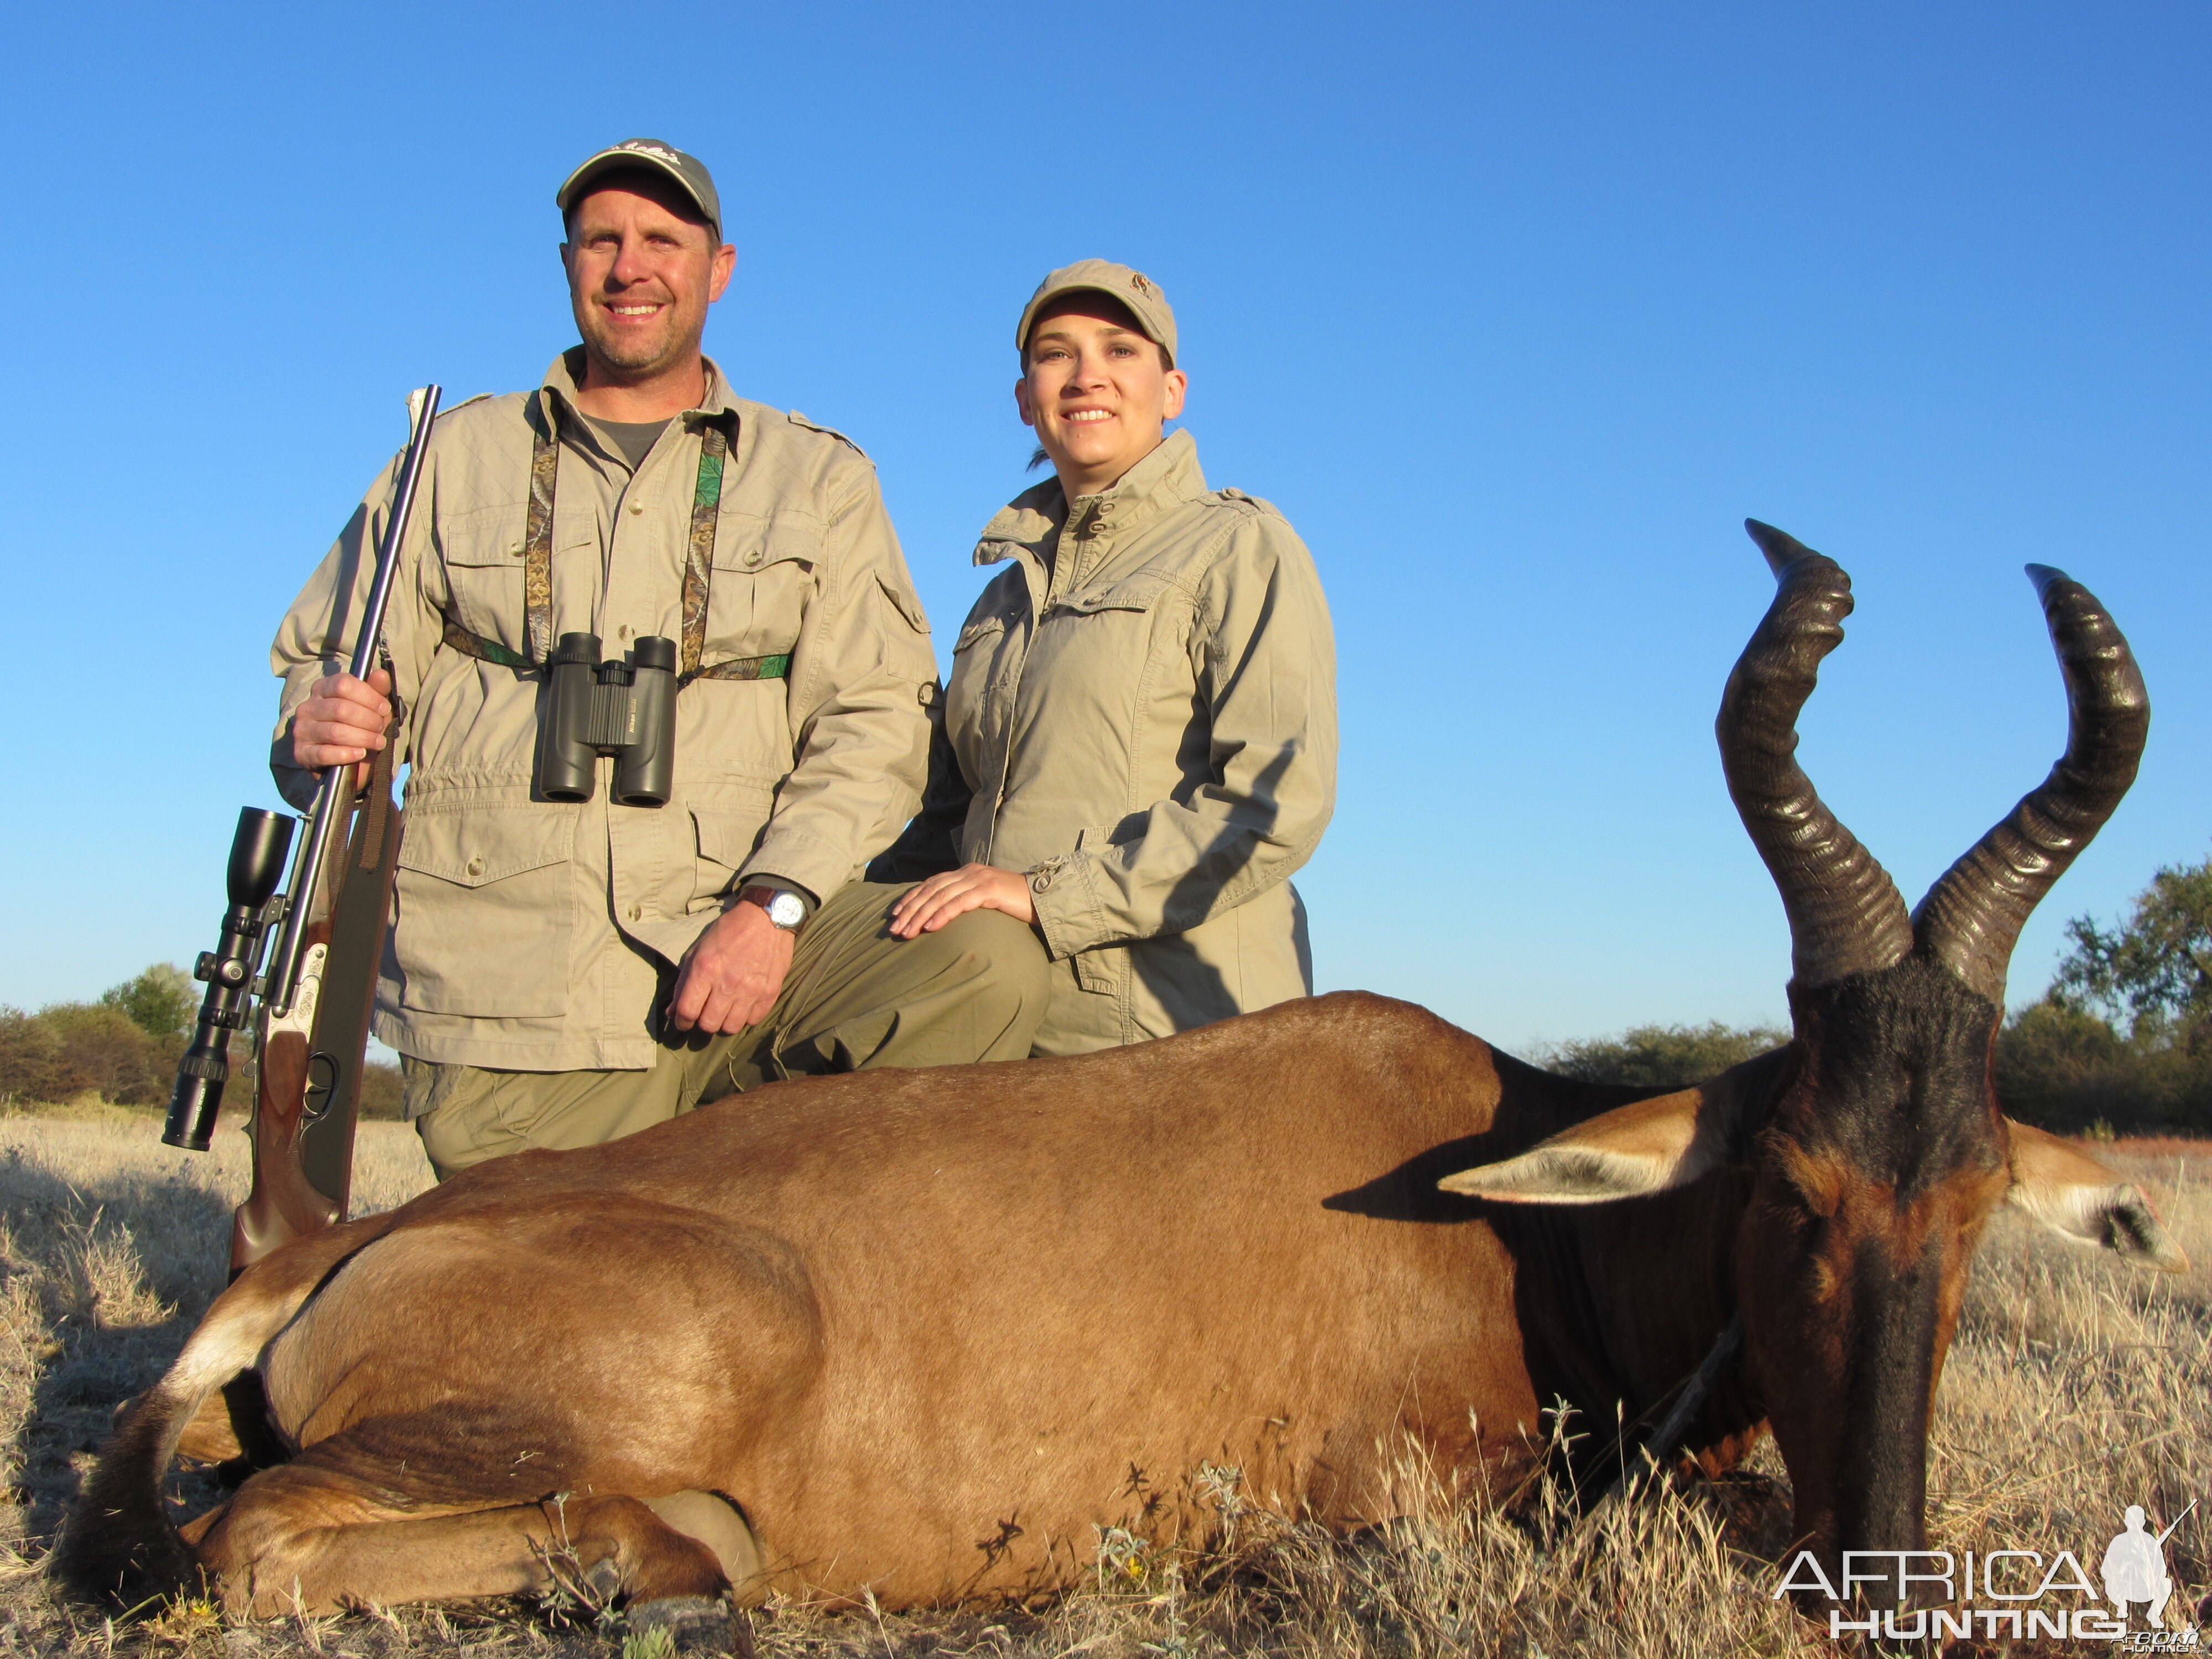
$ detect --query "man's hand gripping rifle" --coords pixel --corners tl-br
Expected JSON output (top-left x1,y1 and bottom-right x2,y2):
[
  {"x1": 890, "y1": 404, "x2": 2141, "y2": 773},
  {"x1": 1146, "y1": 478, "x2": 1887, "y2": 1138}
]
[{"x1": 164, "y1": 385, "x2": 442, "y2": 1276}]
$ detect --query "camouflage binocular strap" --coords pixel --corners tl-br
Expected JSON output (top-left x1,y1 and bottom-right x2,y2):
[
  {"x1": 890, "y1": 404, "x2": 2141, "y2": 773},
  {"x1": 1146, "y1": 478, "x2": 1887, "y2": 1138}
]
[{"x1": 441, "y1": 411, "x2": 792, "y2": 687}]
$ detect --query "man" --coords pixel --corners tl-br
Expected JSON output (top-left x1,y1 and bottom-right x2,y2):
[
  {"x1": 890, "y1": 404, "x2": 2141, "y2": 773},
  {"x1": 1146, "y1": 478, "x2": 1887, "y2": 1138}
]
[{"x1": 277, "y1": 139, "x2": 1047, "y2": 1177}]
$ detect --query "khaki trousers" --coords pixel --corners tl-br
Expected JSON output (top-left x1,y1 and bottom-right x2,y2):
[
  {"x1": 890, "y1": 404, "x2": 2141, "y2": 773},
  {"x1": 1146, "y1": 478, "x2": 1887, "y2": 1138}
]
[{"x1": 407, "y1": 880, "x2": 1048, "y2": 1180}]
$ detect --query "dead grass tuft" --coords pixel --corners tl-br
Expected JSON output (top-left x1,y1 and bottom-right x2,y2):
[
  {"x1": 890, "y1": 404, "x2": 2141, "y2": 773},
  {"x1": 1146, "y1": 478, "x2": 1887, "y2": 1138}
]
[{"x1": 0, "y1": 1109, "x2": 2203, "y2": 1655}]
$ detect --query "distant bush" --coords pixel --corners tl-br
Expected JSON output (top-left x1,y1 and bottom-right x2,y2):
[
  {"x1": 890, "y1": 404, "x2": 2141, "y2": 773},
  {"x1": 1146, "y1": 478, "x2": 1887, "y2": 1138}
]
[
  {"x1": 0, "y1": 1007, "x2": 65, "y2": 1104},
  {"x1": 1541, "y1": 1020, "x2": 1787, "y2": 1088},
  {"x1": 0, "y1": 962, "x2": 405, "y2": 1120},
  {"x1": 1995, "y1": 995, "x2": 2212, "y2": 1135},
  {"x1": 2, "y1": 962, "x2": 195, "y2": 1108},
  {"x1": 0, "y1": 1000, "x2": 176, "y2": 1107},
  {"x1": 99, "y1": 963, "x2": 196, "y2": 1042},
  {"x1": 359, "y1": 1061, "x2": 406, "y2": 1120},
  {"x1": 1997, "y1": 853, "x2": 2212, "y2": 1136}
]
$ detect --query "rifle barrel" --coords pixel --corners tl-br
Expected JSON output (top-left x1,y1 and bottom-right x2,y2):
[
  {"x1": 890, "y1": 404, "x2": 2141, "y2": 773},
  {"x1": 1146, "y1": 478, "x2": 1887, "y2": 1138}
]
[
  {"x1": 2155, "y1": 1498, "x2": 2197, "y2": 1546},
  {"x1": 267, "y1": 385, "x2": 442, "y2": 1016}
]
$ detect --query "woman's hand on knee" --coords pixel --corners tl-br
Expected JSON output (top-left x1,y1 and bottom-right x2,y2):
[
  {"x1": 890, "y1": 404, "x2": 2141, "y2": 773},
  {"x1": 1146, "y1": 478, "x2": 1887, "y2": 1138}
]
[{"x1": 889, "y1": 864, "x2": 1036, "y2": 938}]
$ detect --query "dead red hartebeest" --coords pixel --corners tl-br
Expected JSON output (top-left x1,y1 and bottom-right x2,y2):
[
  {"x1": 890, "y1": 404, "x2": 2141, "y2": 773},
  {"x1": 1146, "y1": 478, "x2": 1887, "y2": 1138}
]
[{"x1": 59, "y1": 524, "x2": 2185, "y2": 1627}]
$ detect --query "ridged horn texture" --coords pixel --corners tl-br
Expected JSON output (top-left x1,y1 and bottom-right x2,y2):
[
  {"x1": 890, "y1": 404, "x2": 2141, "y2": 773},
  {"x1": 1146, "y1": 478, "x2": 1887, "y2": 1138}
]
[
  {"x1": 1717, "y1": 521, "x2": 1915, "y2": 988},
  {"x1": 1911, "y1": 566, "x2": 2149, "y2": 1006}
]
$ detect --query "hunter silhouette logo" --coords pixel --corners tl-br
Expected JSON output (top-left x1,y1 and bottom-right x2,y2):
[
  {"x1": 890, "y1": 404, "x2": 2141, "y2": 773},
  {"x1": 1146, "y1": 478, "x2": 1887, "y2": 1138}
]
[
  {"x1": 1778, "y1": 1500, "x2": 2203, "y2": 1645},
  {"x1": 2105, "y1": 1505, "x2": 2179, "y2": 1624}
]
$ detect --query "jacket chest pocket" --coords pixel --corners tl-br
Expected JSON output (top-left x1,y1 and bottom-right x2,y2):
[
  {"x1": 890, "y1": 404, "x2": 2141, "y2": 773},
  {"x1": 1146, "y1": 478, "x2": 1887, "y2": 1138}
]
[
  {"x1": 393, "y1": 805, "x2": 576, "y2": 1017},
  {"x1": 706, "y1": 513, "x2": 817, "y2": 663},
  {"x1": 1032, "y1": 572, "x2": 1183, "y2": 696}
]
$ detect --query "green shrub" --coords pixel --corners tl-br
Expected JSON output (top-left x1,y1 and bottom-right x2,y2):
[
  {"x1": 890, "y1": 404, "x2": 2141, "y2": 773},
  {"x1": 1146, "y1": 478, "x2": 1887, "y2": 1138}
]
[
  {"x1": 1996, "y1": 852, "x2": 2212, "y2": 1135},
  {"x1": 1995, "y1": 995, "x2": 2212, "y2": 1135},
  {"x1": 3, "y1": 1002, "x2": 175, "y2": 1106},
  {"x1": 1541, "y1": 1020, "x2": 1787, "y2": 1088},
  {"x1": 98, "y1": 963, "x2": 196, "y2": 1041},
  {"x1": 359, "y1": 1060, "x2": 406, "y2": 1120},
  {"x1": 1, "y1": 963, "x2": 194, "y2": 1107},
  {"x1": 0, "y1": 1007, "x2": 64, "y2": 1104},
  {"x1": 2053, "y1": 854, "x2": 2212, "y2": 1036}
]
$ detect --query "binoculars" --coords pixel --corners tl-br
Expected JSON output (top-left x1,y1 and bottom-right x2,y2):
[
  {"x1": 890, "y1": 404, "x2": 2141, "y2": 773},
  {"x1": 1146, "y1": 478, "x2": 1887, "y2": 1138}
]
[
  {"x1": 535, "y1": 632, "x2": 678, "y2": 806},
  {"x1": 165, "y1": 807, "x2": 298, "y2": 1151}
]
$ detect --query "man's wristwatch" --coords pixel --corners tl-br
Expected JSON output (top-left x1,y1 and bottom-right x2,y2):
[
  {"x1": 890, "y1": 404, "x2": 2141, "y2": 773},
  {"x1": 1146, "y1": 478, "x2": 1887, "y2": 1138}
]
[{"x1": 737, "y1": 884, "x2": 808, "y2": 932}]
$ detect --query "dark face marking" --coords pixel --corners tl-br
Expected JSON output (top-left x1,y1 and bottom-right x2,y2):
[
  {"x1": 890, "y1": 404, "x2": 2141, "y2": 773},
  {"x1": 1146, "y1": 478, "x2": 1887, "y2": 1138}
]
[
  {"x1": 1785, "y1": 957, "x2": 2006, "y2": 1199},
  {"x1": 1738, "y1": 954, "x2": 2013, "y2": 1588}
]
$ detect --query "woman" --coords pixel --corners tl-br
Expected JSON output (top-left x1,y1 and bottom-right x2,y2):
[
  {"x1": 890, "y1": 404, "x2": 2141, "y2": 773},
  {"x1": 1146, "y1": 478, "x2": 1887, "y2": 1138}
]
[{"x1": 889, "y1": 260, "x2": 1338, "y2": 1054}]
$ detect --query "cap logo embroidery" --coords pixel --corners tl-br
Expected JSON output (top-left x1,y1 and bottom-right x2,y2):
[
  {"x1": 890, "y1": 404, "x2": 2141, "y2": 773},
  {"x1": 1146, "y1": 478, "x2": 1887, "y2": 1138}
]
[
  {"x1": 616, "y1": 141, "x2": 684, "y2": 165},
  {"x1": 1130, "y1": 273, "x2": 1154, "y2": 295}
]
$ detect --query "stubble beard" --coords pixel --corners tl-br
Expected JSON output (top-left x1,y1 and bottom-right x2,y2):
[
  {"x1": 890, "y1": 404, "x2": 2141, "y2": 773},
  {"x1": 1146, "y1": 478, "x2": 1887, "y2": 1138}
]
[{"x1": 580, "y1": 306, "x2": 702, "y2": 384}]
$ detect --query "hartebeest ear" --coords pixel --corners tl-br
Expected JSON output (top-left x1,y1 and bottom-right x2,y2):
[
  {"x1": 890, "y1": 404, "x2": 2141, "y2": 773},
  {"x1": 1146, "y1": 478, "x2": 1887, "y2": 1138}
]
[
  {"x1": 2004, "y1": 1118, "x2": 2191, "y2": 1271},
  {"x1": 1438, "y1": 1087, "x2": 1733, "y2": 1204}
]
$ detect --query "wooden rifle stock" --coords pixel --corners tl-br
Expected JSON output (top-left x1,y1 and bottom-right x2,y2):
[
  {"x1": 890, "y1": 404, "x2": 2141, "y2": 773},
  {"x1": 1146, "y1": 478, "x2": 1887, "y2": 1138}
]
[
  {"x1": 231, "y1": 731, "x2": 405, "y2": 1276},
  {"x1": 236, "y1": 965, "x2": 338, "y2": 1270}
]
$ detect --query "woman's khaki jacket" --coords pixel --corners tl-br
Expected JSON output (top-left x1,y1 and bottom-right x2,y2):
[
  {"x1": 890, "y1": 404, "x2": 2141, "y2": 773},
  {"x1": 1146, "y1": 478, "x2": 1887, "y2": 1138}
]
[
  {"x1": 269, "y1": 353, "x2": 936, "y2": 1072},
  {"x1": 936, "y1": 430, "x2": 1337, "y2": 1054}
]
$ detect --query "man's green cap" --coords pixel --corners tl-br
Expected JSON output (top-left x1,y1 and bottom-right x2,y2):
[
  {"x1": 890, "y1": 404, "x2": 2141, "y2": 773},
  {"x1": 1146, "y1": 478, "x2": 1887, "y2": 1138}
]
[
  {"x1": 557, "y1": 139, "x2": 723, "y2": 242},
  {"x1": 1016, "y1": 259, "x2": 1178, "y2": 366}
]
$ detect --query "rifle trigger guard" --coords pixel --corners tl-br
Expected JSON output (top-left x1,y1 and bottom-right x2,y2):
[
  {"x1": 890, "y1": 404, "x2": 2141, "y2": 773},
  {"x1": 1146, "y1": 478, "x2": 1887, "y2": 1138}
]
[{"x1": 303, "y1": 1050, "x2": 342, "y2": 1123}]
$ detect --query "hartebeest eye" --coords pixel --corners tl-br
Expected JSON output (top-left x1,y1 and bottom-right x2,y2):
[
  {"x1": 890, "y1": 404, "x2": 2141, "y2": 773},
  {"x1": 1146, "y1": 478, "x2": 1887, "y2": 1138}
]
[{"x1": 1770, "y1": 1139, "x2": 1846, "y2": 1219}]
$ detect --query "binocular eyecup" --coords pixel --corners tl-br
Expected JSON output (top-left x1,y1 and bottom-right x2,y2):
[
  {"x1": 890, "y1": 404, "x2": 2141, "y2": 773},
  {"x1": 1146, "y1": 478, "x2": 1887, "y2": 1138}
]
[{"x1": 534, "y1": 632, "x2": 678, "y2": 807}]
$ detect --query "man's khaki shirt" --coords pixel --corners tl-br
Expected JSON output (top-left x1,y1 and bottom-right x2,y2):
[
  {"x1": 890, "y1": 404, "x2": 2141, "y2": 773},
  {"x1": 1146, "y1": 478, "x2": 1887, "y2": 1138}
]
[
  {"x1": 270, "y1": 352, "x2": 936, "y2": 1071},
  {"x1": 943, "y1": 430, "x2": 1337, "y2": 1053}
]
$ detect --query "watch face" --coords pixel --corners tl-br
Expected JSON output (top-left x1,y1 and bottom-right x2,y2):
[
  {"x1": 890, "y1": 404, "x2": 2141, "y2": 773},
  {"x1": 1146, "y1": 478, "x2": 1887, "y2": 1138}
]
[{"x1": 766, "y1": 891, "x2": 806, "y2": 930}]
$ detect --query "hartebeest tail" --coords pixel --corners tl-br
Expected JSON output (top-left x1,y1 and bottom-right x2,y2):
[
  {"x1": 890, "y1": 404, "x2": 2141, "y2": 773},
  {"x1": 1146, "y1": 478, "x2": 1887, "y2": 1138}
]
[{"x1": 55, "y1": 1215, "x2": 399, "y2": 1605}]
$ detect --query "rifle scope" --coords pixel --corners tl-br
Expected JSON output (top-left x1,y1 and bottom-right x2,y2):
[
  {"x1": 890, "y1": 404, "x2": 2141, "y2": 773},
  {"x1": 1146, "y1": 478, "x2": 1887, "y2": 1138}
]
[{"x1": 163, "y1": 807, "x2": 296, "y2": 1151}]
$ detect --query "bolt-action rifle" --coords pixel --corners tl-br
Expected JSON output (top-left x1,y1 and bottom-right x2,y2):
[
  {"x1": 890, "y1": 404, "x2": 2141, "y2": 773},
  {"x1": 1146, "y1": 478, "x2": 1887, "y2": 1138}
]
[{"x1": 164, "y1": 385, "x2": 442, "y2": 1276}]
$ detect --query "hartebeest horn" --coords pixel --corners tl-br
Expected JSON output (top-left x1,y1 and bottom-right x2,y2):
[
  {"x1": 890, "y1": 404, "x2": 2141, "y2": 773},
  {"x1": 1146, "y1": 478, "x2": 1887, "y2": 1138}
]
[
  {"x1": 1717, "y1": 521, "x2": 1914, "y2": 987},
  {"x1": 1911, "y1": 566, "x2": 2148, "y2": 1006}
]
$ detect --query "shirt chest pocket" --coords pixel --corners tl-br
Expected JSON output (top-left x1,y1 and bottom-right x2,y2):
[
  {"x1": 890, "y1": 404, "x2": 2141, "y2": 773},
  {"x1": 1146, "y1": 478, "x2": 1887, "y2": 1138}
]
[
  {"x1": 437, "y1": 504, "x2": 593, "y2": 652},
  {"x1": 706, "y1": 513, "x2": 818, "y2": 664}
]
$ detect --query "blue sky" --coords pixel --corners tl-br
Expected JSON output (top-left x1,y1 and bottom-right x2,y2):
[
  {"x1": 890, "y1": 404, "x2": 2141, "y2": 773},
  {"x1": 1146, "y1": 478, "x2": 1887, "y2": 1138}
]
[{"x1": 3, "y1": 3, "x2": 2205, "y2": 1053}]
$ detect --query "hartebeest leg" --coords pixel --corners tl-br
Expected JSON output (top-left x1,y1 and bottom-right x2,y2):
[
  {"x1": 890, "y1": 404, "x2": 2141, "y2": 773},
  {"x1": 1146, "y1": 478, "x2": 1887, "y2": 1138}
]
[{"x1": 194, "y1": 1461, "x2": 728, "y2": 1617}]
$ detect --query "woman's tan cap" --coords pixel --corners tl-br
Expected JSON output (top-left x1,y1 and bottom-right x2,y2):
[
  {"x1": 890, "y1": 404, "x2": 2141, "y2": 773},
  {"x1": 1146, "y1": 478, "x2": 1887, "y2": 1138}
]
[{"x1": 1016, "y1": 260, "x2": 1178, "y2": 364}]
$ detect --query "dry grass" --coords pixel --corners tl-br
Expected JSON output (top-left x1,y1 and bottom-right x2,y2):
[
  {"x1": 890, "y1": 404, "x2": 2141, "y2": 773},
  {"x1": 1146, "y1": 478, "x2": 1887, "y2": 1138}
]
[{"x1": 0, "y1": 1107, "x2": 2204, "y2": 1656}]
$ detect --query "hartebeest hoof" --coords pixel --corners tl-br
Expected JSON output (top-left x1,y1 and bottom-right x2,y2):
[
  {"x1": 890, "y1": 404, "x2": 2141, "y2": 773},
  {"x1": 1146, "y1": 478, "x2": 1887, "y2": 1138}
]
[
  {"x1": 629, "y1": 1594, "x2": 753, "y2": 1657},
  {"x1": 646, "y1": 1491, "x2": 766, "y2": 1605},
  {"x1": 545, "y1": 1495, "x2": 732, "y2": 1608}
]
